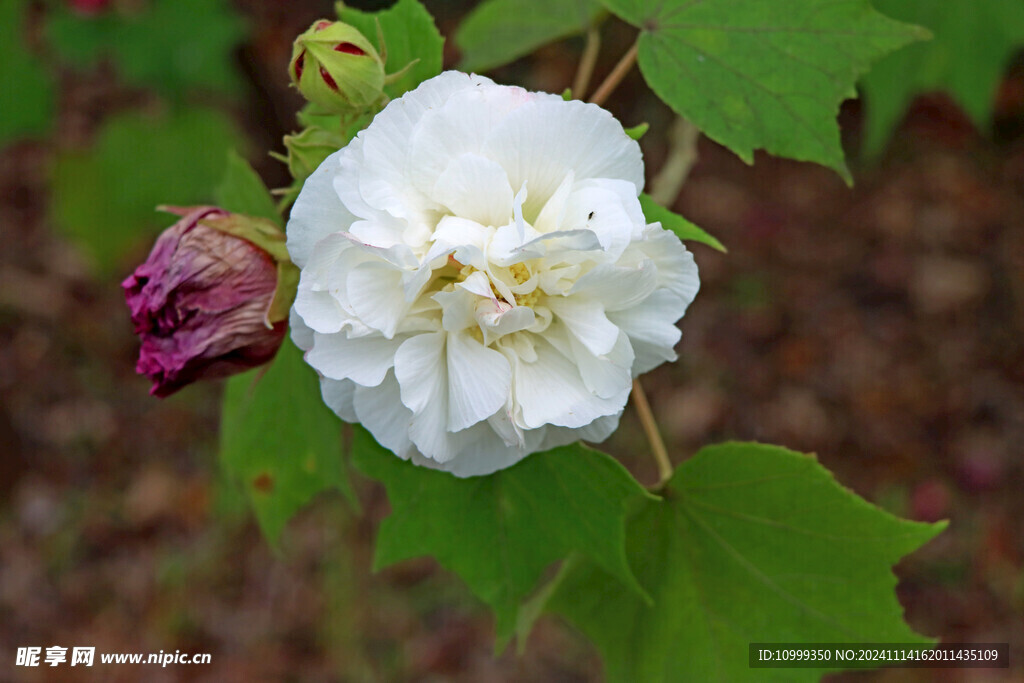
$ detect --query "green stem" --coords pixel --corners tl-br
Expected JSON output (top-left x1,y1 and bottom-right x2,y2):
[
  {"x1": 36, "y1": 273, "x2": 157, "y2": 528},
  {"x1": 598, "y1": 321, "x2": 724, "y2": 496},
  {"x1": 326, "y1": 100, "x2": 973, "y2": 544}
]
[{"x1": 632, "y1": 379, "x2": 672, "y2": 484}]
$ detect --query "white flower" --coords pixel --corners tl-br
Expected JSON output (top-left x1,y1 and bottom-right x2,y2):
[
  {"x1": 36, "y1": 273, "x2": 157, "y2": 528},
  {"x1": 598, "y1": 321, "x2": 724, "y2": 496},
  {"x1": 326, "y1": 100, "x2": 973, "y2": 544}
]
[{"x1": 287, "y1": 71, "x2": 699, "y2": 477}]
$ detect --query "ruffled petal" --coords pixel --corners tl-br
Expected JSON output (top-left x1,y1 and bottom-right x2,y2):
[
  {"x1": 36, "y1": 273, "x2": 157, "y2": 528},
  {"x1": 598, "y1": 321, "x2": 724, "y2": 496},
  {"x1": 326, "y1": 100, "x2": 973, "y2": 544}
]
[
  {"x1": 306, "y1": 332, "x2": 405, "y2": 387},
  {"x1": 320, "y1": 377, "x2": 357, "y2": 422},
  {"x1": 446, "y1": 330, "x2": 511, "y2": 432},
  {"x1": 512, "y1": 337, "x2": 628, "y2": 429},
  {"x1": 287, "y1": 151, "x2": 355, "y2": 268},
  {"x1": 483, "y1": 99, "x2": 644, "y2": 218}
]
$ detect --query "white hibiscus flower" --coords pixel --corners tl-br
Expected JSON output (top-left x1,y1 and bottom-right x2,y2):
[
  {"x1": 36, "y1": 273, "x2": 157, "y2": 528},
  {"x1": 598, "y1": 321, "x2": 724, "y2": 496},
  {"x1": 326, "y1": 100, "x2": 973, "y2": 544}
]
[{"x1": 287, "y1": 71, "x2": 699, "y2": 477}]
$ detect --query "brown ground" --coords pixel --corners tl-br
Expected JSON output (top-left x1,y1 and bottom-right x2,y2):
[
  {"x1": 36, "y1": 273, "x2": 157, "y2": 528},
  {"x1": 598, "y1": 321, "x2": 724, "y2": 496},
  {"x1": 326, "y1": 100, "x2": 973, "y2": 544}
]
[{"x1": 1, "y1": 1, "x2": 1022, "y2": 681}]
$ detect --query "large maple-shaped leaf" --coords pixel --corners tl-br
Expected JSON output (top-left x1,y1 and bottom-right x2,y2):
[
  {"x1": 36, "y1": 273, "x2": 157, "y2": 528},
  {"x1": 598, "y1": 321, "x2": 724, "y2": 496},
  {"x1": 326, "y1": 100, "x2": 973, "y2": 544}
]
[
  {"x1": 549, "y1": 442, "x2": 944, "y2": 682},
  {"x1": 220, "y1": 341, "x2": 353, "y2": 547},
  {"x1": 596, "y1": 0, "x2": 927, "y2": 181},
  {"x1": 861, "y1": 0, "x2": 1024, "y2": 154},
  {"x1": 350, "y1": 427, "x2": 653, "y2": 642}
]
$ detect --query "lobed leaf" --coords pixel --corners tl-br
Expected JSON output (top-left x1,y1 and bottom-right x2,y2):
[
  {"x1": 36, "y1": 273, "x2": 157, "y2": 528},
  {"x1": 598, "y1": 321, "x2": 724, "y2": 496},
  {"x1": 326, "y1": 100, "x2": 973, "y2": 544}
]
[
  {"x1": 549, "y1": 442, "x2": 944, "y2": 682},
  {"x1": 597, "y1": 0, "x2": 928, "y2": 181},
  {"x1": 351, "y1": 428, "x2": 654, "y2": 644},
  {"x1": 220, "y1": 342, "x2": 354, "y2": 547}
]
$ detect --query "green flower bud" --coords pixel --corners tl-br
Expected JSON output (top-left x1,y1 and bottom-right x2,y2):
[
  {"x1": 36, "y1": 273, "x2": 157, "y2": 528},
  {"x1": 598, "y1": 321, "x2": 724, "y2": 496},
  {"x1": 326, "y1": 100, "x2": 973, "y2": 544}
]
[
  {"x1": 279, "y1": 126, "x2": 347, "y2": 184},
  {"x1": 289, "y1": 20, "x2": 385, "y2": 114}
]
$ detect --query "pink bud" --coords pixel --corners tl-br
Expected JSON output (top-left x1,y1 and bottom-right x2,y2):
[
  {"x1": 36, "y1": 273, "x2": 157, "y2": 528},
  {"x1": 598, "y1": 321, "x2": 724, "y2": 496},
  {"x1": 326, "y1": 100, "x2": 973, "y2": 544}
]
[{"x1": 122, "y1": 207, "x2": 287, "y2": 397}]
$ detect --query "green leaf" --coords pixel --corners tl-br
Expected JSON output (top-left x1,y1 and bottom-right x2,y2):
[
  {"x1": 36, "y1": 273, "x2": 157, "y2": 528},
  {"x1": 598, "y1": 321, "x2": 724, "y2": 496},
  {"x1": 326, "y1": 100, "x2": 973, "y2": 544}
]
[
  {"x1": 214, "y1": 150, "x2": 282, "y2": 225},
  {"x1": 640, "y1": 193, "x2": 725, "y2": 252},
  {"x1": 0, "y1": 0, "x2": 54, "y2": 145},
  {"x1": 47, "y1": 0, "x2": 247, "y2": 98},
  {"x1": 597, "y1": 0, "x2": 928, "y2": 181},
  {"x1": 220, "y1": 341, "x2": 353, "y2": 547},
  {"x1": 456, "y1": 0, "x2": 603, "y2": 72},
  {"x1": 549, "y1": 442, "x2": 944, "y2": 682},
  {"x1": 338, "y1": 0, "x2": 444, "y2": 99},
  {"x1": 350, "y1": 428, "x2": 654, "y2": 643},
  {"x1": 861, "y1": 0, "x2": 1024, "y2": 155},
  {"x1": 52, "y1": 106, "x2": 246, "y2": 275},
  {"x1": 623, "y1": 121, "x2": 649, "y2": 140}
]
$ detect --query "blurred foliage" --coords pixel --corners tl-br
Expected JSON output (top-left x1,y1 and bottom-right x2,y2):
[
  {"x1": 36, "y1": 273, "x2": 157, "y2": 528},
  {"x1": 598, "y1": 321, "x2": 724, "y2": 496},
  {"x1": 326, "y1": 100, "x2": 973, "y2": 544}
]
[
  {"x1": 46, "y1": 0, "x2": 247, "y2": 100},
  {"x1": 456, "y1": 0, "x2": 602, "y2": 72},
  {"x1": 215, "y1": 150, "x2": 283, "y2": 225},
  {"x1": 861, "y1": 0, "x2": 1024, "y2": 154},
  {"x1": 0, "y1": 0, "x2": 55, "y2": 146},
  {"x1": 52, "y1": 107, "x2": 246, "y2": 274}
]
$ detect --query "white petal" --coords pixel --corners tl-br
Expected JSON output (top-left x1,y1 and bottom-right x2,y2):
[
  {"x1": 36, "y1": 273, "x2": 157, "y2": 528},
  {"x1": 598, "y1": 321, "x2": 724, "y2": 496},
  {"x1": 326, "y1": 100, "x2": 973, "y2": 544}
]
[
  {"x1": 483, "y1": 99, "x2": 644, "y2": 218},
  {"x1": 567, "y1": 326, "x2": 634, "y2": 399},
  {"x1": 319, "y1": 377, "x2": 357, "y2": 422},
  {"x1": 562, "y1": 178, "x2": 646, "y2": 258},
  {"x1": 294, "y1": 287, "x2": 348, "y2": 334},
  {"x1": 409, "y1": 421, "x2": 532, "y2": 477},
  {"x1": 346, "y1": 261, "x2": 408, "y2": 338},
  {"x1": 542, "y1": 412, "x2": 621, "y2": 449},
  {"x1": 393, "y1": 331, "x2": 447, "y2": 415},
  {"x1": 476, "y1": 300, "x2": 535, "y2": 345},
  {"x1": 287, "y1": 150, "x2": 355, "y2": 268},
  {"x1": 446, "y1": 331, "x2": 511, "y2": 432},
  {"x1": 512, "y1": 337, "x2": 628, "y2": 429},
  {"x1": 534, "y1": 170, "x2": 574, "y2": 233},
  {"x1": 306, "y1": 332, "x2": 404, "y2": 387},
  {"x1": 545, "y1": 296, "x2": 620, "y2": 356},
  {"x1": 634, "y1": 225, "x2": 700, "y2": 305},
  {"x1": 353, "y1": 373, "x2": 415, "y2": 459},
  {"x1": 434, "y1": 154, "x2": 514, "y2": 228},
  {"x1": 570, "y1": 261, "x2": 658, "y2": 312},
  {"x1": 409, "y1": 84, "x2": 534, "y2": 197},
  {"x1": 289, "y1": 306, "x2": 314, "y2": 351},
  {"x1": 607, "y1": 289, "x2": 686, "y2": 374},
  {"x1": 433, "y1": 282, "x2": 481, "y2": 333}
]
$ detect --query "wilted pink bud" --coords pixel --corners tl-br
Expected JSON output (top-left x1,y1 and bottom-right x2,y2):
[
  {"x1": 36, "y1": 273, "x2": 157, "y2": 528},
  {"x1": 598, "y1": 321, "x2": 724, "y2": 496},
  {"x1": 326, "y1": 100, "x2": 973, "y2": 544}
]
[{"x1": 123, "y1": 206, "x2": 293, "y2": 397}]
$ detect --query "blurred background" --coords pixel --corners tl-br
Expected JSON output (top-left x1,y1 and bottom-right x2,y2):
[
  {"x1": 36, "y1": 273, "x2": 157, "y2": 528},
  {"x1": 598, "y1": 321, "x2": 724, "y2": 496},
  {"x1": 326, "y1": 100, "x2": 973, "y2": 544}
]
[{"x1": 1, "y1": 0, "x2": 1023, "y2": 680}]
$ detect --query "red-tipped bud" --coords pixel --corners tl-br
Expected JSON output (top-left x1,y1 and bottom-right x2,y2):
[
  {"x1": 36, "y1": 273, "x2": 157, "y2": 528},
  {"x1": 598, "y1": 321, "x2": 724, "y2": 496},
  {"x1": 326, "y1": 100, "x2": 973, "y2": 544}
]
[{"x1": 288, "y1": 20, "x2": 385, "y2": 114}]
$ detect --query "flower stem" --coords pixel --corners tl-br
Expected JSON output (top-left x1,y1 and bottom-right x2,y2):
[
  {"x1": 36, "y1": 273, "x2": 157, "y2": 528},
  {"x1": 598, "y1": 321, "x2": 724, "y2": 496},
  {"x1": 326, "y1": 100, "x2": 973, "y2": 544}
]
[
  {"x1": 588, "y1": 38, "x2": 639, "y2": 107},
  {"x1": 632, "y1": 379, "x2": 673, "y2": 484},
  {"x1": 648, "y1": 116, "x2": 700, "y2": 206},
  {"x1": 572, "y1": 25, "x2": 601, "y2": 101}
]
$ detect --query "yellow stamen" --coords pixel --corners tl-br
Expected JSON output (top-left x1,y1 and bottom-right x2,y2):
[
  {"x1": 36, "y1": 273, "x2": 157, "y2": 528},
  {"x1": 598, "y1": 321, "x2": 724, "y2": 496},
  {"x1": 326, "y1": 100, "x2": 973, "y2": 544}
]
[{"x1": 510, "y1": 262, "x2": 530, "y2": 284}]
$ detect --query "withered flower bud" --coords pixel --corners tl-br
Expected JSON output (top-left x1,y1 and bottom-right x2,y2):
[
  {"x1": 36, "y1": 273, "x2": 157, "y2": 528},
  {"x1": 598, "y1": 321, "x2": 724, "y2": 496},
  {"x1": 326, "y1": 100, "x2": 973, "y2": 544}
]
[{"x1": 122, "y1": 206, "x2": 297, "y2": 397}]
